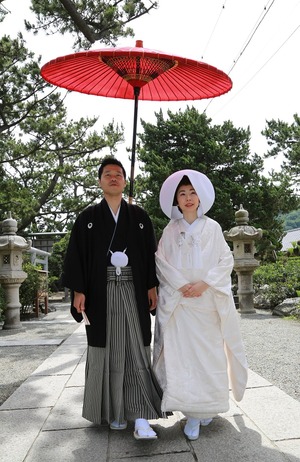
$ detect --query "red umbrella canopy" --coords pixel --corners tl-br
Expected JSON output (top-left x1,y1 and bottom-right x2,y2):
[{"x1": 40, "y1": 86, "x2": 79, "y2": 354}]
[
  {"x1": 41, "y1": 40, "x2": 232, "y2": 202},
  {"x1": 41, "y1": 40, "x2": 232, "y2": 100}
]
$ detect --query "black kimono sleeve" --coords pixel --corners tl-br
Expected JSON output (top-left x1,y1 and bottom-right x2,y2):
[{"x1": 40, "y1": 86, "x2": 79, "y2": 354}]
[{"x1": 62, "y1": 214, "x2": 88, "y2": 322}]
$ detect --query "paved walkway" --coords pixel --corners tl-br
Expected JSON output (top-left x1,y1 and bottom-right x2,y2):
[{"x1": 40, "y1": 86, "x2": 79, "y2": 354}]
[{"x1": 0, "y1": 307, "x2": 300, "y2": 462}]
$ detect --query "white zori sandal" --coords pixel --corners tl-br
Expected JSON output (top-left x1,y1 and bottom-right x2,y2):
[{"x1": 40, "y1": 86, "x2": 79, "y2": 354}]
[
  {"x1": 110, "y1": 420, "x2": 127, "y2": 430},
  {"x1": 184, "y1": 417, "x2": 201, "y2": 441},
  {"x1": 184, "y1": 417, "x2": 213, "y2": 440},
  {"x1": 201, "y1": 418, "x2": 213, "y2": 426},
  {"x1": 134, "y1": 418, "x2": 157, "y2": 440}
]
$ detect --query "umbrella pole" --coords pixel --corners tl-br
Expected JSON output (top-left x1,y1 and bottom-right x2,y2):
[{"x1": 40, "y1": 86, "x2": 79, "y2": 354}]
[{"x1": 129, "y1": 87, "x2": 140, "y2": 204}]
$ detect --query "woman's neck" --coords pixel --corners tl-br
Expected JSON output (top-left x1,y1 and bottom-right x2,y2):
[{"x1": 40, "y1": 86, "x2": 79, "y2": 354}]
[{"x1": 182, "y1": 212, "x2": 198, "y2": 224}]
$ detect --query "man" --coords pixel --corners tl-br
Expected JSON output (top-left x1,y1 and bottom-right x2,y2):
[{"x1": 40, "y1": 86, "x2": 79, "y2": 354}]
[{"x1": 63, "y1": 157, "x2": 162, "y2": 440}]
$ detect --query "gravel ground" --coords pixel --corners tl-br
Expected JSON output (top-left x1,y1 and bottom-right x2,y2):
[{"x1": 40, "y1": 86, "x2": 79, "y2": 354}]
[
  {"x1": 0, "y1": 304, "x2": 299, "y2": 407},
  {"x1": 0, "y1": 344, "x2": 60, "y2": 405},
  {"x1": 239, "y1": 310, "x2": 300, "y2": 402},
  {"x1": 0, "y1": 302, "x2": 79, "y2": 406}
]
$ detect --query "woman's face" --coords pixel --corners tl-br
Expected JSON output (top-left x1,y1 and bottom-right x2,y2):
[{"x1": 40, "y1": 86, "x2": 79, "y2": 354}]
[{"x1": 176, "y1": 183, "x2": 200, "y2": 215}]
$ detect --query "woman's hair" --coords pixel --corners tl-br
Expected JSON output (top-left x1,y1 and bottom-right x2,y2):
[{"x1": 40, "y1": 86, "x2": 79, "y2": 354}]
[{"x1": 173, "y1": 175, "x2": 192, "y2": 205}]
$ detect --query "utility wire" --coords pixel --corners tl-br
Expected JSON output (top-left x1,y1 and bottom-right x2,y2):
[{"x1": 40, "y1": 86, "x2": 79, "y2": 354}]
[
  {"x1": 228, "y1": 0, "x2": 276, "y2": 75},
  {"x1": 210, "y1": 24, "x2": 300, "y2": 117},
  {"x1": 201, "y1": 1, "x2": 228, "y2": 60},
  {"x1": 204, "y1": 0, "x2": 276, "y2": 113}
]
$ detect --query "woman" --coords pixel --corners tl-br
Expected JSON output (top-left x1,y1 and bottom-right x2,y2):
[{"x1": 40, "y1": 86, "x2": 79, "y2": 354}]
[{"x1": 153, "y1": 169, "x2": 248, "y2": 440}]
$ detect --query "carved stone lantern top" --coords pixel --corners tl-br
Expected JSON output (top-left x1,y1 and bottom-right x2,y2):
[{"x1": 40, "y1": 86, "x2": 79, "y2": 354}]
[
  {"x1": 235, "y1": 205, "x2": 249, "y2": 225},
  {"x1": 224, "y1": 205, "x2": 263, "y2": 242},
  {"x1": 0, "y1": 212, "x2": 31, "y2": 254},
  {"x1": 1, "y1": 212, "x2": 18, "y2": 235}
]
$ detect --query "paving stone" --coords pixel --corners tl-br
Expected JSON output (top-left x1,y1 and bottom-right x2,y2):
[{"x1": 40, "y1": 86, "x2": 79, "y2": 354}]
[
  {"x1": 1, "y1": 301, "x2": 300, "y2": 462},
  {"x1": 108, "y1": 417, "x2": 190, "y2": 459},
  {"x1": 0, "y1": 408, "x2": 50, "y2": 462},
  {"x1": 66, "y1": 354, "x2": 86, "y2": 387},
  {"x1": 275, "y1": 439, "x2": 300, "y2": 461},
  {"x1": 246, "y1": 369, "x2": 273, "y2": 388},
  {"x1": 236, "y1": 386, "x2": 300, "y2": 441},
  {"x1": 0, "y1": 374, "x2": 70, "y2": 410},
  {"x1": 42, "y1": 386, "x2": 90, "y2": 430},
  {"x1": 190, "y1": 415, "x2": 292, "y2": 462},
  {"x1": 0, "y1": 338, "x2": 64, "y2": 347},
  {"x1": 31, "y1": 349, "x2": 83, "y2": 376},
  {"x1": 113, "y1": 453, "x2": 195, "y2": 462},
  {"x1": 24, "y1": 427, "x2": 108, "y2": 462}
]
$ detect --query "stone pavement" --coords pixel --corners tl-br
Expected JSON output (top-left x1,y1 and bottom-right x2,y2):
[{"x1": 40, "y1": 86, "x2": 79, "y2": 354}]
[{"x1": 0, "y1": 307, "x2": 300, "y2": 462}]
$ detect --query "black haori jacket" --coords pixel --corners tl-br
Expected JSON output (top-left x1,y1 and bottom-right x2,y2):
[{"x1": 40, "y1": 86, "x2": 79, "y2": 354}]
[{"x1": 62, "y1": 198, "x2": 159, "y2": 348}]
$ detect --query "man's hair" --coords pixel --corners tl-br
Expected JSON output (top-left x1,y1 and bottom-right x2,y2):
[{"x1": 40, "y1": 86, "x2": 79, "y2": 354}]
[{"x1": 98, "y1": 157, "x2": 126, "y2": 179}]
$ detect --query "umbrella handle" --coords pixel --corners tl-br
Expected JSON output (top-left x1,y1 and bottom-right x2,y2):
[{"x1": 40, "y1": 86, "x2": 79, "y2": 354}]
[{"x1": 129, "y1": 87, "x2": 140, "y2": 204}]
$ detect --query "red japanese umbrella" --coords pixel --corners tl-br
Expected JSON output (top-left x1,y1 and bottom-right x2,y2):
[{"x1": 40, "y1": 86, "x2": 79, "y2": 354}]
[{"x1": 41, "y1": 40, "x2": 232, "y2": 202}]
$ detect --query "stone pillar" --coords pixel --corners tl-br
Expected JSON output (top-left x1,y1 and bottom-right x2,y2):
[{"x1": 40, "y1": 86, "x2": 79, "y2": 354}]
[
  {"x1": 224, "y1": 205, "x2": 263, "y2": 314},
  {"x1": 0, "y1": 213, "x2": 31, "y2": 329}
]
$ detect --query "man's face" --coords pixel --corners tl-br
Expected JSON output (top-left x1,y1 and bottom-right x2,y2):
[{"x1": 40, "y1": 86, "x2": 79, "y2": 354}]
[{"x1": 99, "y1": 164, "x2": 127, "y2": 196}]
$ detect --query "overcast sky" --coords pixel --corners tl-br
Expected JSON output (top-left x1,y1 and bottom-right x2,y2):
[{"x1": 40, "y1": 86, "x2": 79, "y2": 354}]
[{"x1": 2, "y1": 0, "x2": 300, "y2": 175}]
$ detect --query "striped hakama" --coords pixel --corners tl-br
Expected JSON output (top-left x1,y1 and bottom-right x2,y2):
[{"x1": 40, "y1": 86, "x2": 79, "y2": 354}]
[{"x1": 82, "y1": 266, "x2": 163, "y2": 425}]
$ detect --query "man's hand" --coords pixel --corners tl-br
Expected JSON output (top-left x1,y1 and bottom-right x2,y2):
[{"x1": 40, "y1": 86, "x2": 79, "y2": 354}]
[
  {"x1": 74, "y1": 291, "x2": 86, "y2": 313},
  {"x1": 148, "y1": 287, "x2": 158, "y2": 311}
]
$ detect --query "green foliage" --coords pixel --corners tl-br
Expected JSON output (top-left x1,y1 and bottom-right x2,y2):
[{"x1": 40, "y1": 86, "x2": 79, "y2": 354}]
[
  {"x1": 253, "y1": 257, "x2": 300, "y2": 307},
  {"x1": 286, "y1": 241, "x2": 300, "y2": 257},
  {"x1": 48, "y1": 234, "x2": 70, "y2": 291},
  {"x1": 1, "y1": 1, "x2": 158, "y2": 233},
  {"x1": 0, "y1": 35, "x2": 124, "y2": 232},
  {"x1": 0, "y1": 34, "x2": 44, "y2": 133},
  {"x1": 0, "y1": 1, "x2": 7, "y2": 23},
  {"x1": 263, "y1": 114, "x2": 300, "y2": 197},
  {"x1": 281, "y1": 209, "x2": 300, "y2": 230},
  {"x1": 26, "y1": 0, "x2": 157, "y2": 50},
  {"x1": 136, "y1": 107, "x2": 298, "y2": 254},
  {"x1": 19, "y1": 261, "x2": 41, "y2": 312}
]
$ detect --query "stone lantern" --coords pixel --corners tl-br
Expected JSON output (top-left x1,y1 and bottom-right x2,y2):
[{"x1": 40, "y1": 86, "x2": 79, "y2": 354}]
[
  {"x1": 0, "y1": 213, "x2": 31, "y2": 329},
  {"x1": 224, "y1": 205, "x2": 263, "y2": 314}
]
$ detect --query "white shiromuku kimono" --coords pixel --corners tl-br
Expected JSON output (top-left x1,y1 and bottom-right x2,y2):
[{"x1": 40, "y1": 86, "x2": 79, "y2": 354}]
[{"x1": 153, "y1": 215, "x2": 248, "y2": 419}]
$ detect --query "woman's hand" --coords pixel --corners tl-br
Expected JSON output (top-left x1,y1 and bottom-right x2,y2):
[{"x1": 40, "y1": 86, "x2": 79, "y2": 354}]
[
  {"x1": 179, "y1": 283, "x2": 193, "y2": 295},
  {"x1": 181, "y1": 281, "x2": 209, "y2": 298}
]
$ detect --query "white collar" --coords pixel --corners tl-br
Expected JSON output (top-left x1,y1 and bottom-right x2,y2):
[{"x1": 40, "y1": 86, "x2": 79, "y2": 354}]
[
  {"x1": 182, "y1": 217, "x2": 200, "y2": 231},
  {"x1": 109, "y1": 206, "x2": 120, "y2": 223}
]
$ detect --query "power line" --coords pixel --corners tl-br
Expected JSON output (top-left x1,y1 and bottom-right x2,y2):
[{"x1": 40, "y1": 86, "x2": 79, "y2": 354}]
[
  {"x1": 201, "y1": 1, "x2": 228, "y2": 60},
  {"x1": 204, "y1": 0, "x2": 277, "y2": 113},
  {"x1": 210, "y1": 24, "x2": 300, "y2": 117},
  {"x1": 228, "y1": 0, "x2": 276, "y2": 75}
]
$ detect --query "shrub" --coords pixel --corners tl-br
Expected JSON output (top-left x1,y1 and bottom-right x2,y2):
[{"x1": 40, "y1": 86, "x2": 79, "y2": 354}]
[
  {"x1": 286, "y1": 241, "x2": 300, "y2": 257},
  {"x1": 253, "y1": 257, "x2": 300, "y2": 307},
  {"x1": 48, "y1": 233, "x2": 70, "y2": 292},
  {"x1": 0, "y1": 259, "x2": 41, "y2": 319},
  {"x1": 20, "y1": 260, "x2": 41, "y2": 314}
]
